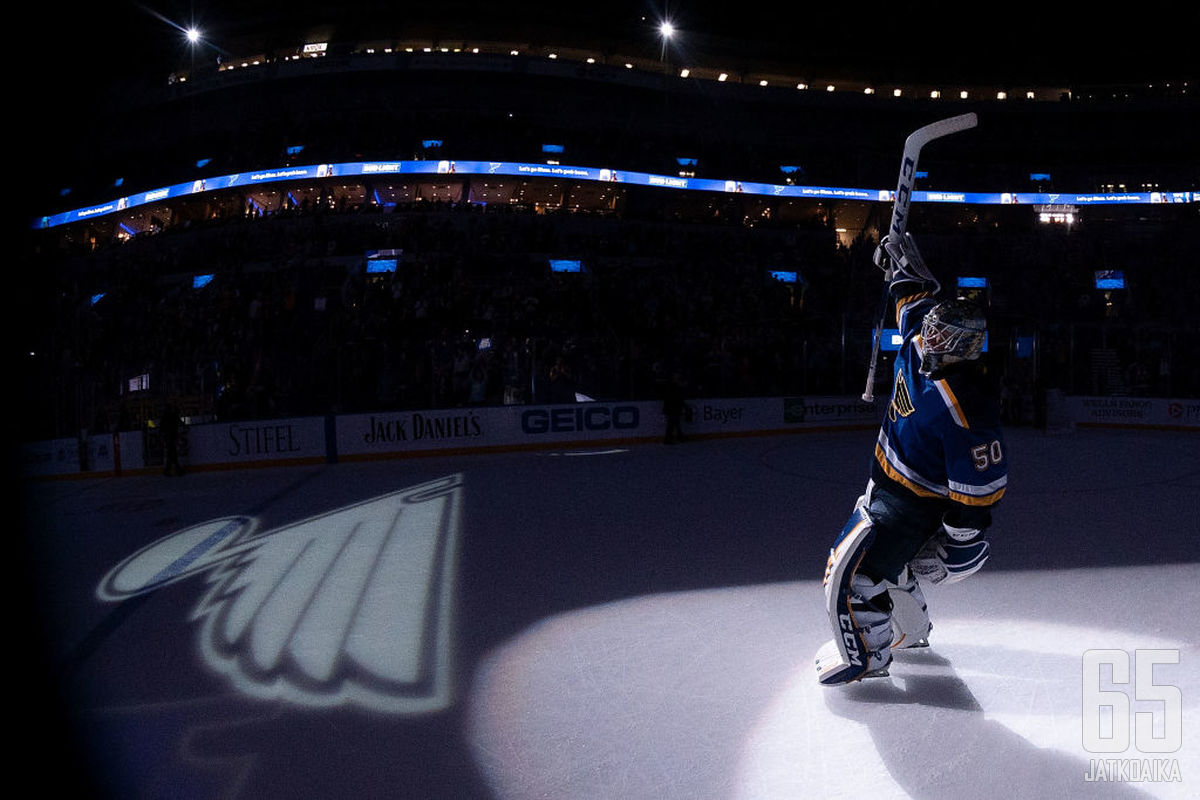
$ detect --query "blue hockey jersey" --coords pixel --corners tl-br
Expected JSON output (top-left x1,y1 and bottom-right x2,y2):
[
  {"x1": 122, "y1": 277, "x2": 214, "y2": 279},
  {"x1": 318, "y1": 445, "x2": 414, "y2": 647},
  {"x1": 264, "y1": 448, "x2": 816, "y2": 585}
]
[{"x1": 871, "y1": 284, "x2": 1007, "y2": 529}]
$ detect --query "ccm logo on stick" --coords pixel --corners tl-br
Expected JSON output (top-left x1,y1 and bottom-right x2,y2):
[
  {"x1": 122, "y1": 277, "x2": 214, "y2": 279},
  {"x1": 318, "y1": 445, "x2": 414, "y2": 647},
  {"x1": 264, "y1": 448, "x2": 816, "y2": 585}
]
[{"x1": 521, "y1": 406, "x2": 639, "y2": 434}]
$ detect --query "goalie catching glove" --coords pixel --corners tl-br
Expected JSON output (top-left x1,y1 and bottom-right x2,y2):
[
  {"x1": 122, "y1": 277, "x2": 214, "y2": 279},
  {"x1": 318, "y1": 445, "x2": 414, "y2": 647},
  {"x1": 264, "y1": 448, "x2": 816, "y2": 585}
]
[
  {"x1": 873, "y1": 232, "x2": 941, "y2": 294},
  {"x1": 909, "y1": 519, "x2": 989, "y2": 585}
]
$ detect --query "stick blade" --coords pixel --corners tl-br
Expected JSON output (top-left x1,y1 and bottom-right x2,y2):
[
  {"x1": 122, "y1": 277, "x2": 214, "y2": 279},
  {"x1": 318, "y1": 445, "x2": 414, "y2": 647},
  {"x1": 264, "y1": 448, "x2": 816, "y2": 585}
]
[{"x1": 906, "y1": 112, "x2": 978, "y2": 149}]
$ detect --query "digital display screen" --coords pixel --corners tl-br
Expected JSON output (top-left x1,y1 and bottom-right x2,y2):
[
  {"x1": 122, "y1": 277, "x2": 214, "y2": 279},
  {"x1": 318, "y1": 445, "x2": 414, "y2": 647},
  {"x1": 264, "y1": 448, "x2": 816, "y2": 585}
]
[
  {"x1": 549, "y1": 259, "x2": 583, "y2": 273},
  {"x1": 193, "y1": 274, "x2": 214, "y2": 289},
  {"x1": 957, "y1": 276, "x2": 988, "y2": 289},
  {"x1": 367, "y1": 259, "x2": 398, "y2": 273},
  {"x1": 1095, "y1": 270, "x2": 1126, "y2": 290},
  {"x1": 34, "y1": 158, "x2": 1196, "y2": 231},
  {"x1": 769, "y1": 270, "x2": 798, "y2": 284}
]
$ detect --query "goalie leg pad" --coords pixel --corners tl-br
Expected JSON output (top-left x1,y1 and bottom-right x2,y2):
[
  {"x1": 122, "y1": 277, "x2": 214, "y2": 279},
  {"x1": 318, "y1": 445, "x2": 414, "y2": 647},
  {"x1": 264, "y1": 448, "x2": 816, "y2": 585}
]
[{"x1": 817, "y1": 507, "x2": 894, "y2": 685}]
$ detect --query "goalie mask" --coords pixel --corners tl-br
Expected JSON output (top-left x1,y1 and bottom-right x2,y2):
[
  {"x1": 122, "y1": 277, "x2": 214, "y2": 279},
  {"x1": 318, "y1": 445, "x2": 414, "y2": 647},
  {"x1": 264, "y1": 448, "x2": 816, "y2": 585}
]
[{"x1": 919, "y1": 299, "x2": 986, "y2": 376}]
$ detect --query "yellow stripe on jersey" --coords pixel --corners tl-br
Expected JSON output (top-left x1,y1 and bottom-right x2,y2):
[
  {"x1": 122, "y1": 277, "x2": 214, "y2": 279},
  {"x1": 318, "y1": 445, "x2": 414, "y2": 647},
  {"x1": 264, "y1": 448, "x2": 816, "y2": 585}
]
[
  {"x1": 913, "y1": 334, "x2": 971, "y2": 429},
  {"x1": 875, "y1": 443, "x2": 1006, "y2": 507},
  {"x1": 948, "y1": 485, "x2": 1006, "y2": 506},
  {"x1": 874, "y1": 444, "x2": 943, "y2": 499},
  {"x1": 895, "y1": 291, "x2": 935, "y2": 322},
  {"x1": 934, "y1": 378, "x2": 969, "y2": 429}
]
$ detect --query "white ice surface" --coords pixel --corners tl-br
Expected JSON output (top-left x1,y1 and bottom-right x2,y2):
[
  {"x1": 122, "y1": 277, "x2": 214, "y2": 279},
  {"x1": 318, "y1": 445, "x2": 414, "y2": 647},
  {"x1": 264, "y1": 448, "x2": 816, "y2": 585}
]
[
  {"x1": 467, "y1": 567, "x2": 1198, "y2": 800},
  {"x1": 21, "y1": 426, "x2": 1200, "y2": 799}
]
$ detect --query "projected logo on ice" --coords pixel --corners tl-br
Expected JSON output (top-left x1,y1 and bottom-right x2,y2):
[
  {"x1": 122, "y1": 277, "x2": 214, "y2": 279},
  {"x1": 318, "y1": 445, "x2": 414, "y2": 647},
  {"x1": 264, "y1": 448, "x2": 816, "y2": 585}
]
[{"x1": 97, "y1": 475, "x2": 464, "y2": 715}]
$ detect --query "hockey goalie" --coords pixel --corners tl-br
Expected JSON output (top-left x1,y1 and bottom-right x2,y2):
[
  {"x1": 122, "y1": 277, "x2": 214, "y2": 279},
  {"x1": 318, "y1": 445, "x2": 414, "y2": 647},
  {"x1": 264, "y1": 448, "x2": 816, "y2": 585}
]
[{"x1": 816, "y1": 231, "x2": 1008, "y2": 685}]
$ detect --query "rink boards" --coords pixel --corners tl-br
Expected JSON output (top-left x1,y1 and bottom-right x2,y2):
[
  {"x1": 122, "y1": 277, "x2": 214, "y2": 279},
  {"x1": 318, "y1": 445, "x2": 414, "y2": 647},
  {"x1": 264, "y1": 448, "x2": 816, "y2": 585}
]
[{"x1": 19, "y1": 394, "x2": 1200, "y2": 479}]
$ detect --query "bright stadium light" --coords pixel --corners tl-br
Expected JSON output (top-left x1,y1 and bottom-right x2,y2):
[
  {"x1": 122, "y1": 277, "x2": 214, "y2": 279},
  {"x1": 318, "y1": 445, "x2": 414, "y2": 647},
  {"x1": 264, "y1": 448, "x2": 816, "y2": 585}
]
[
  {"x1": 186, "y1": 27, "x2": 201, "y2": 44},
  {"x1": 658, "y1": 19, "x2": 675, "y2": 61}
]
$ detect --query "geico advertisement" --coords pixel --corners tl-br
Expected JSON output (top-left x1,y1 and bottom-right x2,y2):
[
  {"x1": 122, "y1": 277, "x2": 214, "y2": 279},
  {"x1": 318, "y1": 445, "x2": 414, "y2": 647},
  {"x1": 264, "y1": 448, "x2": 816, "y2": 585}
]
[{"x1": 519, "y1": 404, "x2": 642, "y2": 435}]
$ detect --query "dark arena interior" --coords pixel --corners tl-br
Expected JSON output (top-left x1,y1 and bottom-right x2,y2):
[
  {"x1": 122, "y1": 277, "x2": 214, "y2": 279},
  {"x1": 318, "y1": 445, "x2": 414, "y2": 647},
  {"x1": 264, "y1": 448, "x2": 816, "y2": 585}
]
[{"x1": 13, "y1": 3, "x2": 1199, "y2": 799}]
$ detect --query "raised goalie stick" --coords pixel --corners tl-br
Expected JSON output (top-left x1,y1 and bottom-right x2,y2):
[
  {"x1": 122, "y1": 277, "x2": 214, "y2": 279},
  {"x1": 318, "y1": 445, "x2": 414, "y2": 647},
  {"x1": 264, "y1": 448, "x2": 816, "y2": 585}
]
[{"x1": 861, "y1": 112, "x2": 978, "y2": 402}]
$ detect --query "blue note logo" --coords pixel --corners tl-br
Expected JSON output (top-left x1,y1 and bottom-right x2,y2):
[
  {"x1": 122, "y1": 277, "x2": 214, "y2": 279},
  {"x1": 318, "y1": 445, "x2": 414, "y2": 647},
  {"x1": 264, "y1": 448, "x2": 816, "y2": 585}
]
[{"x1": 98, "y1": 475, "x2": 464, "y2": 714}]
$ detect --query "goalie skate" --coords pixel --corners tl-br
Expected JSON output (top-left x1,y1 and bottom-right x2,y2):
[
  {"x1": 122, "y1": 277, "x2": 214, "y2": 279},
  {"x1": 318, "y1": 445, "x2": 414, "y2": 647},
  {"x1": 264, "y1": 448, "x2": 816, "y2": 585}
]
[{"x1": 815, "y1": 639, "x2": 891, "y2": 682}]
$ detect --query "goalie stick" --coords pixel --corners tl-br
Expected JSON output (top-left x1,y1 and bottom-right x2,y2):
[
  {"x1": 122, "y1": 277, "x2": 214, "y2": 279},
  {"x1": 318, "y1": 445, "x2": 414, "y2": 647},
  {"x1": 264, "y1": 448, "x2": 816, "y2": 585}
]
[{"x1": 862, "y1": 112, "x2": 978, "y2": 402}]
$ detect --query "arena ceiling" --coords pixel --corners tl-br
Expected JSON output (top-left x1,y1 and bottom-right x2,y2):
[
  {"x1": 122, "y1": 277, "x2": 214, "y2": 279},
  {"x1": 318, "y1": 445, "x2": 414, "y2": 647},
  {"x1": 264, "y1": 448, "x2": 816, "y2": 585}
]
[
  {"x1": 38, "y1": 1, "x2": 1198, "y2": 89},
  {"x1": 16, "y1": 1, "x2": 1195, "y2": 225}
]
